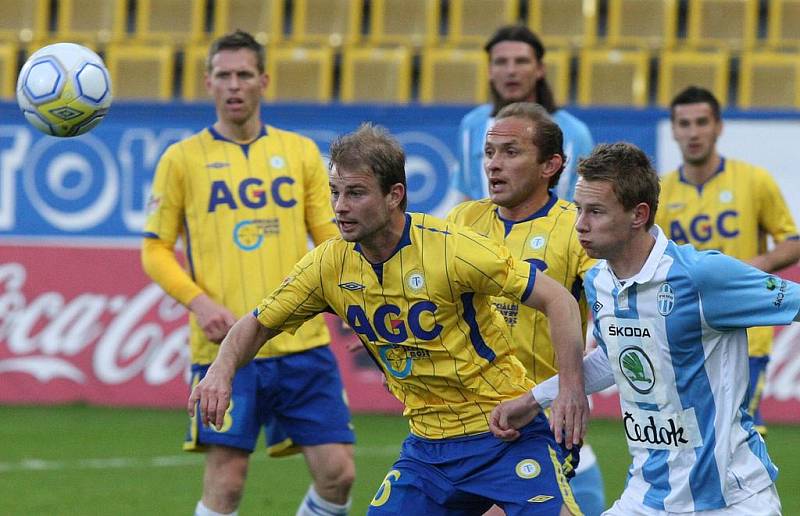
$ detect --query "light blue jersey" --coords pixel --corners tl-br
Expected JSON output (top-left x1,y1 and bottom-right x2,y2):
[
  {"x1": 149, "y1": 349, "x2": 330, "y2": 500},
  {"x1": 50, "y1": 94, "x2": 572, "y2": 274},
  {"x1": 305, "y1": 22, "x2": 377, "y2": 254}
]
[
  {"x1": 584, "y1": 226, "x2": 800, "y2": 512},
  {"x1": 452, "y1": 104, "x2": 594, "y2": 202}
]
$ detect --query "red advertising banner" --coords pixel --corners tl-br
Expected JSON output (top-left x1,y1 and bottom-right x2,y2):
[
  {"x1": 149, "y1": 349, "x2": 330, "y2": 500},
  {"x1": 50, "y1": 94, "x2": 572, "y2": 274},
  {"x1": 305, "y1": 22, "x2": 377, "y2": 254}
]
[{"x1": 1, "y1": 244, "x2": 799, "y2": 423}]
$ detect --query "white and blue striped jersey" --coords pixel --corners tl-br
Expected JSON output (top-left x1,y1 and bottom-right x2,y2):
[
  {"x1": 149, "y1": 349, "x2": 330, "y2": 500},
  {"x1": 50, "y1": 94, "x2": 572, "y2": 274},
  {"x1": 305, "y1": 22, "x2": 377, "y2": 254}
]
[
  {"x1": 584, "y1": 226, "x2": 800, "y2": 512},
  {"x1": 452, "y1": 104, "x2": 594, "y2": 202}
]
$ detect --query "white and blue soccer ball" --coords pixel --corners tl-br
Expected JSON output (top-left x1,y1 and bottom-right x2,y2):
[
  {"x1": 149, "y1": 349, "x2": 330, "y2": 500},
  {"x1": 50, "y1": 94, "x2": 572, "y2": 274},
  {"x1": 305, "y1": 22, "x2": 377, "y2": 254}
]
[{"x1": 16, "y1": 42, "x2": 112, "y2": 137}]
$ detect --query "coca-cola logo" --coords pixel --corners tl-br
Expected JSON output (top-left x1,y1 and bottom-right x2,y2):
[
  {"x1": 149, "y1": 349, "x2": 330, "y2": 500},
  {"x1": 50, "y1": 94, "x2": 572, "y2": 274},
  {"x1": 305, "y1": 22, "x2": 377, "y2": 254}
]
[{"x1": 0, "y1": 262, "x2": 190, "y2": 385}]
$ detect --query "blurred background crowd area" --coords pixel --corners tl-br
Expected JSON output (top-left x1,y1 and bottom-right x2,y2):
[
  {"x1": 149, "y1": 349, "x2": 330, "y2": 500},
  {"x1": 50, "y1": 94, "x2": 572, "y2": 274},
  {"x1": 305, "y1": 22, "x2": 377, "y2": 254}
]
[{"x1": 0, "y1": 0, "x2": 798, "y2": 109}]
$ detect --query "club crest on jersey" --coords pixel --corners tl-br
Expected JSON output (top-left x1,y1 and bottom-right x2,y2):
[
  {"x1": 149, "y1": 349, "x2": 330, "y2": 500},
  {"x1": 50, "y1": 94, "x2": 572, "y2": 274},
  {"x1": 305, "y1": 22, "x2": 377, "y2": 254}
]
[
  {"x1": 657, "y1": 282, "x2": 675, "y2": 315},
  {"x1": 719, "y1": 190, "x2": 733, "y2": 203},
  {"x1": 529, "y1": 236, "x2": 546, "y2": 249},
  {"x1": 270, "y1": 156, "x2": 285, "y2": 168},
  {"x1": 405, "y1": 270, "x2": 425, "y2": 292},
  {"x1": 619, "y1": 346, "x2": 655, "y2": 394},
  {"x1": 515, "y1": 459, "x2": 541, "y2": 479}
]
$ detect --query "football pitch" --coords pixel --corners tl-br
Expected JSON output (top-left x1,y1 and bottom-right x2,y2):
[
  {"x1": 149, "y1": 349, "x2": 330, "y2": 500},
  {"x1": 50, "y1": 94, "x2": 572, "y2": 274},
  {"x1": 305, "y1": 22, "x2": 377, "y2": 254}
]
[{"x1": 2, "y1": 405, "x2": 798, "y2": 515}]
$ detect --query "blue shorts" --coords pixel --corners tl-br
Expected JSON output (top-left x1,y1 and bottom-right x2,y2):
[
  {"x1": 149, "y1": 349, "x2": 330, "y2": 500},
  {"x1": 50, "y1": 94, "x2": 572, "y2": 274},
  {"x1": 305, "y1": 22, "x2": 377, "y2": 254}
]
[
  {"x1": 745, "y1": 355, "x2": 770, "y2": 434},
  {"x1": 185, "y1": 345, "x2": 355, "y2": 455},
  {"x1": 367, "y1": 413, "x2": 580, "y2": 516}
]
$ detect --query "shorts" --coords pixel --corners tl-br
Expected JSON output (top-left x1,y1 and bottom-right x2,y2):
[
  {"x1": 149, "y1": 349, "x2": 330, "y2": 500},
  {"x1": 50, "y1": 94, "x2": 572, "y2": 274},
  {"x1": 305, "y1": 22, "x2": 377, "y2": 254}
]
[
  {"x1": 745, "y1": 355, "x2": 769, "y2": 435},
  {"x1": 603, "y1": 483, "x2": 780, "y2": 516},
  {"x1": 367, "y1": 413, "x2": 580, "y2": 516},
  {"x1": 185, "y1": 345, "x2": 355, "y2": 455}
]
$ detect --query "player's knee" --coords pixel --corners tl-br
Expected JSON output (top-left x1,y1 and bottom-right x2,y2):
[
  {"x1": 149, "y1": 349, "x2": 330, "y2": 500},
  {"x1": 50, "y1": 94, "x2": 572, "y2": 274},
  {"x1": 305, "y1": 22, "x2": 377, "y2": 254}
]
[{"x1": 316, "y1": 453, "x2": 356, "y2": 494}]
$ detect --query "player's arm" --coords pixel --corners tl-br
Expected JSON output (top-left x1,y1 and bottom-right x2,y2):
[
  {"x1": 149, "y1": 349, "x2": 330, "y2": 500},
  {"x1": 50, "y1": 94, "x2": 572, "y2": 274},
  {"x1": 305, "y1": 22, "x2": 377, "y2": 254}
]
[
  {"x1": 749, "y1": 170, "x2": 800, "y2": 272},
  {"x1": 188, "y1": 313, "x2": 280, "y2": 428},
  {"x1": 490, "y1": 347, "x2": 614, "y2": 441},
  {"x1": 521, "y1": 269, "x2": 588, "y2": 447},
  {"x1": 747, "y1": 239, "x2": 800, "y2": 273}
]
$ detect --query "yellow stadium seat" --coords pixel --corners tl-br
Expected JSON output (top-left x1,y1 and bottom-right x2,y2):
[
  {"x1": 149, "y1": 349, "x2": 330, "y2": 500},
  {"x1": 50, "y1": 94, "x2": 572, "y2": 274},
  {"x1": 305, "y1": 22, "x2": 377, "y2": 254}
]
[
  {"x1": 419, "y1": 47, "x2": 487, "y2": 104},
  {"x1": 56, "y1": 0, "x2": 126, "y2": 45},
  {"x1": 528, "y1": 0, "x2": 597, "y2": 49},
  {"x1": 213, "y1": 0, "x2": 284, "y2": 44},
  {"x1": 657, "y1": 50, "x2": 729, "y2": 106},
  {"x1": 0, "y1": 42, "x2": 16, "y2": 99},
  {"x1": 685, "y1": 0, "x2": 757, "y2": 51},
  {"x1": 739, "y1": 51, "x2": 800, "y2": 109},
  {"x1": 133, "y1": 0, "x2": 206, "y2": 44},
  {"x1": 767, "y1": 0, "x2": 800, "y2": 49},
  {"x1": 369, "y1": 0, "x2": 439, "y2": 47},
  {"x1": 606, "y1": 0, "x2": 678, "y2": 50},
  {"x1": 265, "y1": 46, "x2": 333, "y2": 102},
  {"x1": 0, "y1": 0, "x2": 49, "y2": 44},
  {"x1": 340, "y1": 46, "x2": 411, "y2": 103},
  {"x1": 446, "y1": 0, "x2": 519, "y2": 46},
  {"x1": 578, "y1": 49, "x2": 649, "y2": 107},
  {"x1": 544, "y1": 49, "x2": 571, "y2": 107},
  {"x1": 105, "y1": 44, "x2": 175, "y2": 100},
  {"x1": 291, "y1": 0, "x2": 362, "y2": 47},
  {"x1": 182, "y1": 44, "x2": 210, "y2": 102}
]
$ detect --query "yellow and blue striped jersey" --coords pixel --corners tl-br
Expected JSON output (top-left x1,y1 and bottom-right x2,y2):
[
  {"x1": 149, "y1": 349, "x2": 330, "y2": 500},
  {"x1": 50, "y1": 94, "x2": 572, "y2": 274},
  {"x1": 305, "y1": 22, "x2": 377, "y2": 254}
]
[
  {"x1": 448, "y1": 195, "x2": 595, "y2": 384},
  {"x1": 255, "y1": 213, "x2": 536, "y2": 439},
  {"x1": 144, "y1": 125, "x2": 337, "y2": 364},
  {"x1": 656, "y1": 157, "x2": 799, "y2": 356}
]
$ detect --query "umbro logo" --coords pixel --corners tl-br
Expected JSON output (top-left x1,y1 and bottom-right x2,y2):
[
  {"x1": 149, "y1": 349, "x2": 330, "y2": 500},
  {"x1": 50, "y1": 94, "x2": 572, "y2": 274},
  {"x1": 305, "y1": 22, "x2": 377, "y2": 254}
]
[
  {"x1": 527, "y1": 495, "x2": 554, "y2": 503},
  {"x1": 206, "y1": 162, "x2": 230, "y2": 169},
  {"x1": 339, "y1": 282, "x2": 366, "y2": 291},
  {"x1": 593, "y1": 301, "x2": 603, "y2": 312}
]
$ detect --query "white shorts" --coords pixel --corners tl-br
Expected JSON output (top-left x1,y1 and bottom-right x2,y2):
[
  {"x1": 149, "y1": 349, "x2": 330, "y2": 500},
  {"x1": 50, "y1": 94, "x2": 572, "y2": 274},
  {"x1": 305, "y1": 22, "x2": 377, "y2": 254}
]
[{"x1": 603, "y1": 483, "x2": 781, "y2": 516}]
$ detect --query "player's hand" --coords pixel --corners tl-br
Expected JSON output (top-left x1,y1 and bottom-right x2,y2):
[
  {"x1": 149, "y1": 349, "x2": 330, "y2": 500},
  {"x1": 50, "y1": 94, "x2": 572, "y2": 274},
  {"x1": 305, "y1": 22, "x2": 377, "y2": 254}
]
[
  {"x1": 550, "y1": 383, "x2": 589, "y2": 449},
  {"x1": 187, "y1": 364, "x2": 234, "y2": 430},
  {"x1": 489, "y1": 392, "x2": 541, "y2": 442},
  {"x1": 189, "y1": 294, "x2": 237, "y2": 343}
]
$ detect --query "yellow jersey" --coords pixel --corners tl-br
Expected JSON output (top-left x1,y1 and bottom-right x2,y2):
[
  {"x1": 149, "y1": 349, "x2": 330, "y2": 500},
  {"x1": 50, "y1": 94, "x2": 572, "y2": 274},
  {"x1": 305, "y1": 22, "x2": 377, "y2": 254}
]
[
  {"x1": 144, "y1": 125, "x2": 337, "y2": 364},
  {"x1": 256, "y1": 213, "x2": 535, "y2": 439},
  {"x1": 657, "y1": 157, "x2": 799, "y2": 356},
  {"x1": 448, "y1": 195, "x2": 595, "y2": 383}
]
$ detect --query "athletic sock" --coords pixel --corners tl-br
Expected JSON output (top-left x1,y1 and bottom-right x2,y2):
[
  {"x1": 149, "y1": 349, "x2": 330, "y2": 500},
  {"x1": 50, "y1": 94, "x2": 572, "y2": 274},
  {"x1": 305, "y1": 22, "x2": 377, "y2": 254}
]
[{"x1": 295, "y1": 485, "x2": 351, "y2": 516}]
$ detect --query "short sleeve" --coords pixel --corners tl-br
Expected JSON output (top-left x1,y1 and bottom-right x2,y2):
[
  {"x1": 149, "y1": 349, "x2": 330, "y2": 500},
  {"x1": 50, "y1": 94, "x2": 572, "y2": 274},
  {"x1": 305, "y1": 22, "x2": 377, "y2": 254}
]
[
  {"x1": 254, "y1": 244, "x2": 330, "y2": 334},
  {"x1": 692, "y1": 251, "x2": 800, "y2": 330},
  {"x1": 755, "y1": 167, "x2": 799, "y2": 243},
  {"x1": 451, "y1": 228, "x2": 535, "y2": 302}
]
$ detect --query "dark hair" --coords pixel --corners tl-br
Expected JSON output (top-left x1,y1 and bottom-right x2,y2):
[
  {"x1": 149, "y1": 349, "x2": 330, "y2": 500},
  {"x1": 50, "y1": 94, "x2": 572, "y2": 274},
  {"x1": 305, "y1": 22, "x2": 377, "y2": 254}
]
[
  {"x1": 207, "y1": 29, "x2": 265, "y2": 74},
  {"x1": 495, "y1": 102, "x2": 565, "y2": 189},
  {"x1": 484, "y1": 25, "x2": 557, "y2": 115},
  {"x1": 578, "y1": 143, "x2": 660, "y2": 228},
  {"x1": 670, "y1": 86, "x2": 721, "y2": 121},
  {"x1": 329, "y1": 123, "x2": 408, "y2": 210}
]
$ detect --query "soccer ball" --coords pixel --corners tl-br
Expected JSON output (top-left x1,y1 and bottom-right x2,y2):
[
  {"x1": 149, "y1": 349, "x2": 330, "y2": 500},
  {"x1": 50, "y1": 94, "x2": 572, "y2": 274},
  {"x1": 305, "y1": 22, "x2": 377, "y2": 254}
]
[{"x1": 16, "y1": 42, "x2": 112, "y2": 137}]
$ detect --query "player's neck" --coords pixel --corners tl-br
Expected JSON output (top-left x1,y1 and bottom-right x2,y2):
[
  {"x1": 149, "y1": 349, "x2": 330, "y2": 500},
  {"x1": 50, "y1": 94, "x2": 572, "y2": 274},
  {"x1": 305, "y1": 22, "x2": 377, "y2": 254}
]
[
  {"x1": 682, "y1": 153, "x2": 721, "y2": 185},
  {"x1": 496, "y1": 189, "x2": 550, "y2": 221},
  {"x1": 607, "y1": 230, "x2": 656, "y2": 280},
  {"x1": 213, "y1": 118, "x2": 263, "y2": 144},
  {"x1": 358, "y1": 211, "x2": 407, "y2": 264}
]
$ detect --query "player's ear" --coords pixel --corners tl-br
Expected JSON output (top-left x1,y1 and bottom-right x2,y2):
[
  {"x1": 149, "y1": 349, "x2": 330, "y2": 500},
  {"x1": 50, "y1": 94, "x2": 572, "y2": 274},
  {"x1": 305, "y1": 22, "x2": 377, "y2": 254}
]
[
  {"x1": 388, "y1": 183, "x2": 405, "y2": 209},
  {"x1": 631, "y1": 202, "x2": 651, "y2": 230},
  {"x1": 541, "y1": 154, "x2": 563, "y2": 179},
  {"x1": 261, "y1": 73, "x2": 270, "y2": 92}
]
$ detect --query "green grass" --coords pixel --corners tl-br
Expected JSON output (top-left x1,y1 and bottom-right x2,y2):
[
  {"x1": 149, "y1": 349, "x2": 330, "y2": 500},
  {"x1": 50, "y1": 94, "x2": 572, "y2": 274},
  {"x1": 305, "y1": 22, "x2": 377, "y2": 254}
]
[{"x1": 1, "y1": 405, "x2": 798, "y2": 514}]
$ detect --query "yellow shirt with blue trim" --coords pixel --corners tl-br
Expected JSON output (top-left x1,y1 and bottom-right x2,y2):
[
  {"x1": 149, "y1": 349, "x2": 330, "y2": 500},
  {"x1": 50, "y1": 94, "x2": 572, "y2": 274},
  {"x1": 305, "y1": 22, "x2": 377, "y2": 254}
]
[
  {"x1": 255, "y1": 213, "x2": 536, "y2": 439},
  {"x1": 656, "y1": 157, "x2": 799, "y2": 356},
  {"x1": 448, "y1": 195, "x2": 595, "y2": 384},
  {"x1": 144, "y1": 125, "x2": 337, "y2": 364}
]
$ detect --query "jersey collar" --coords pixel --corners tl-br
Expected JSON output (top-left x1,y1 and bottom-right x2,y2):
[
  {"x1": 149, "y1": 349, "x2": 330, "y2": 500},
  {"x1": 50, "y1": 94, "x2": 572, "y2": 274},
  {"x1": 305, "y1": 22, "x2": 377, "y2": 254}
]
[
  {"x1": 207, "y1": 125, "x2": 268, "y2": 157},
  {"x1": 678, "y1": 156, "x2": 726, "y2": 193},
  {"x1": 605, "y1": 225, "x2": 668, "y2": 288},
  {"x1": 353, "y1": 212, "x2": 413, "y2": 264}
]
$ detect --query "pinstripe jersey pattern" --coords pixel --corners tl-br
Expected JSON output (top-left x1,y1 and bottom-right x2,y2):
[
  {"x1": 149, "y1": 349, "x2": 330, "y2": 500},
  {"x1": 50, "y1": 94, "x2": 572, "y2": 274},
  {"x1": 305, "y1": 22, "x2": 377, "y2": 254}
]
[
  {"x1": 448, "y1": 194, "x2": 595, "y2": 384},
  {"x1": 255, "y1": 213, "x2": 537, "y2": 439},
  {"x1": 144, "y1": 125, "x2": 337, "y2": 364}
]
